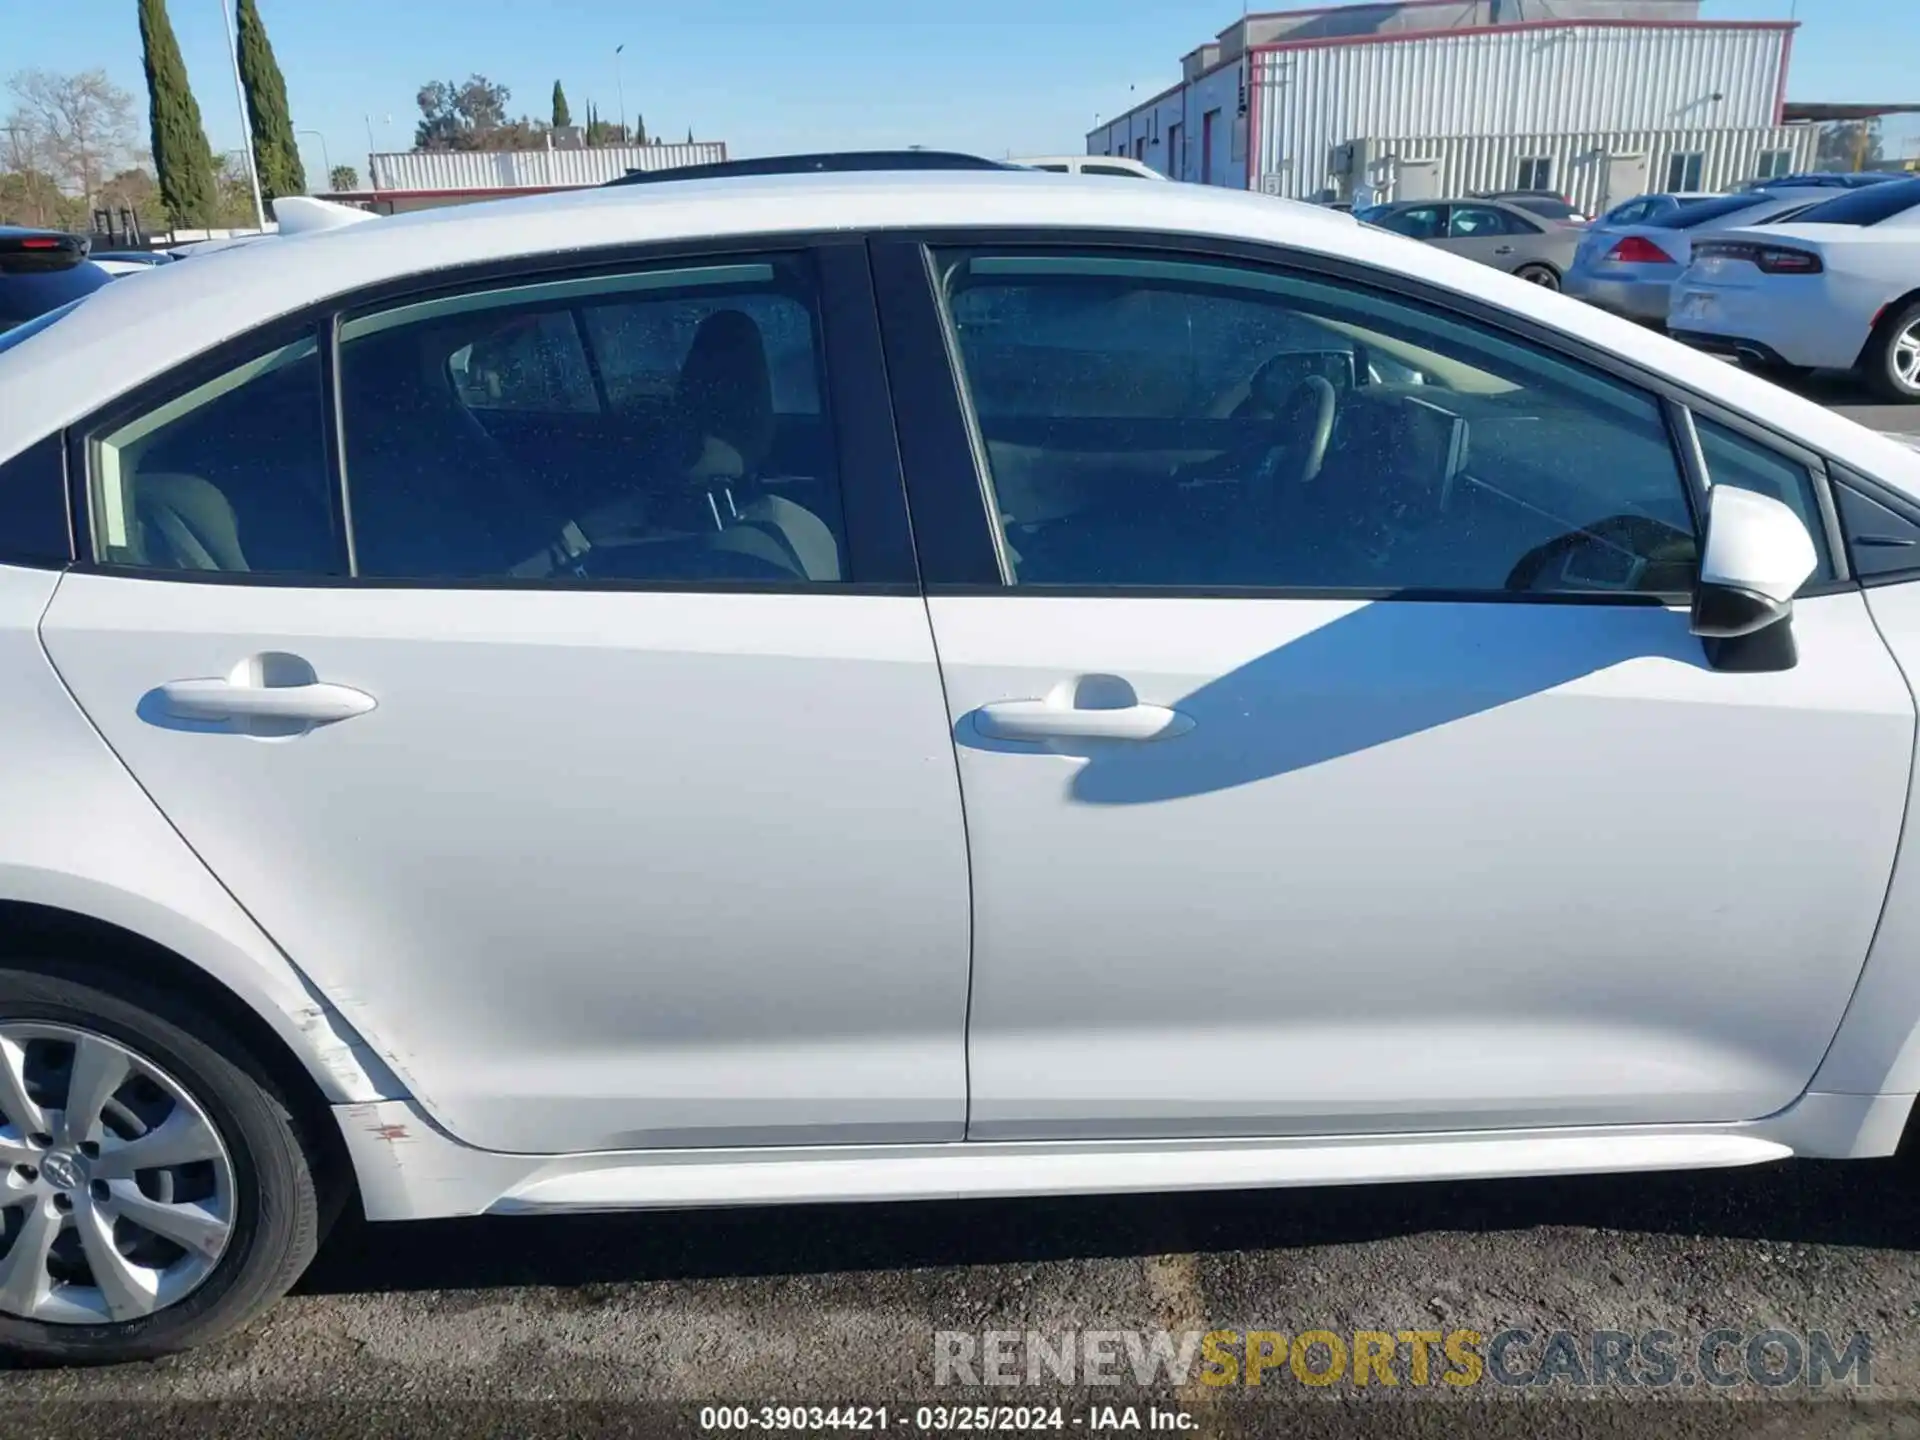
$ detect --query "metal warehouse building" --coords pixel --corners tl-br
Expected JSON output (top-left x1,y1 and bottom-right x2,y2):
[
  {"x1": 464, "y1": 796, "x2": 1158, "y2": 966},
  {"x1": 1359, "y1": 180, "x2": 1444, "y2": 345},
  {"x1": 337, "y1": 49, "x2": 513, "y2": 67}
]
[
  {"x1": 1088, "y1": 0, "x2": 1816, "y2": 213},
  {"x1": 323, "y1": 141, "x2": 729, "y2": 215}
]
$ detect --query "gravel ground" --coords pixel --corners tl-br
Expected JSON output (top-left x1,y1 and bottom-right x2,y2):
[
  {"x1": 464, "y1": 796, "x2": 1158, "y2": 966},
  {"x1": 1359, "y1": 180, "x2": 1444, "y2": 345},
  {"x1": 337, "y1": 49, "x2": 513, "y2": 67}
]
[
  {"x1": 6, "y1": 1156, "x2": 1920, "y2": 1436},
  {"x1": 6, "y1": 386, "x2": 1920, "y2": 1439}
]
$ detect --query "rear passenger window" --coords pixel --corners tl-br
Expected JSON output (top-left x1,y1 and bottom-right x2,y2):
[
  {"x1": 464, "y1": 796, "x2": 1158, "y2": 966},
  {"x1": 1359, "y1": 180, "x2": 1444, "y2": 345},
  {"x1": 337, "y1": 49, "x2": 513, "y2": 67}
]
[
  {"x1": 1693, "y1": 418, "x2": 1834, "y2": 582},
  {"x1": 934, "y1": 249, "x2": 1697, "y2": 594},
  {"x1": 88, "y1": 337, "x2": 339, "y2": 574},
  {"x1": 337, "y1": 256, "x2": 847, "y2": 584}
]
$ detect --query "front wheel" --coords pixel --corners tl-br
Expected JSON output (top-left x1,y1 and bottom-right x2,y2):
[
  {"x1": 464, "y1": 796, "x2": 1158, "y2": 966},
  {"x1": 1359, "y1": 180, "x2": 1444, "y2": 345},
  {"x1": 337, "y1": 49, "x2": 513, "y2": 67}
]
[
  {"x1": 1515, "y1": 263, "x2": 1560, "y2": 290},
  {"x1": 0, "y1": 966, "x2": 326, "y2": 1365},
  {"x1": 1863, "y1": 300, "x2": 1920, "y2": 403}
]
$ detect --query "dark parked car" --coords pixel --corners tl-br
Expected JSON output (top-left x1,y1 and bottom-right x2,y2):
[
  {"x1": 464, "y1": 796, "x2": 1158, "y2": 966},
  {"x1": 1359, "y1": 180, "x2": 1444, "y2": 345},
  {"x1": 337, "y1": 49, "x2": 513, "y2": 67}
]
[{"x1": 0, "y1": 226, "x2": 112, "y2": 335}]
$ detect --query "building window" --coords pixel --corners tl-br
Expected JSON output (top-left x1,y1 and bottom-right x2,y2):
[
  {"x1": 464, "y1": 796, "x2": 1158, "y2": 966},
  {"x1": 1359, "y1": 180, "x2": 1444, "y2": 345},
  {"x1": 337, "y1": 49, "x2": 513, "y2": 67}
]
[
  {"x1": 1516, "y1": 157, "x2": 1553, "y2": 191},
  {"x1": 1665, "y1": 152, "x2": 1705, "y2": 191},
  {"x1": 1756, "y1": 149, "x2": 1792, "y2": 180}
]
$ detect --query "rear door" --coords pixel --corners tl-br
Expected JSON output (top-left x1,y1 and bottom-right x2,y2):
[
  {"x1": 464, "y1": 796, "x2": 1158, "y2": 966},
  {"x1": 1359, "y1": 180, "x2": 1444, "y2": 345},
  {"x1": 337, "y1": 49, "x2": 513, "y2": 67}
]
[
  {"x1": 1437, "y1": 204, "x2": 1532, "y2": 269},
  {"x1": 874, "y1": 234, "x2": 1911, "y2": 1143},
  {"x1": 42, "y1": 240, "x2": 974, "y2": 1156}
]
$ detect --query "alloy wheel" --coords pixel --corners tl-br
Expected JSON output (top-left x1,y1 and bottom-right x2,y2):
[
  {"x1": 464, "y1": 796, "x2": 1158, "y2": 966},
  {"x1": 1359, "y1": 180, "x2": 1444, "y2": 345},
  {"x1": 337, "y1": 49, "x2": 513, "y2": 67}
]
[
  {"x1": 1896, "y1": 320, "x2": 1920, "y2": 392},
  {"x1": 0, "y1": 1023, "x2": 235, "y2": 1324}
]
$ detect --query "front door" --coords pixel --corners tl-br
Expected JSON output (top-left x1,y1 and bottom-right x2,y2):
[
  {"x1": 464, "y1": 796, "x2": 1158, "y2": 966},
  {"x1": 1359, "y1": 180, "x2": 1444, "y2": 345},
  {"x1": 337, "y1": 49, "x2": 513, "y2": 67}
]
[
  {"x1": 884, "y1": 237, "x2": 1912, "y2": 1142},
  {"x1": 43, "y1": 244, "x2": 973, "y2": 1156}
]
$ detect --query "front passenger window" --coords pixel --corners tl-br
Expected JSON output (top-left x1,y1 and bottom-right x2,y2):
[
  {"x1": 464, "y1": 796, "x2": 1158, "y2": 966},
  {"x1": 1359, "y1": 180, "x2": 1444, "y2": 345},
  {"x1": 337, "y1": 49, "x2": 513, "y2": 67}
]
[{"x1": 934, "y1": 249, "x2": 1698, "y2": 595}]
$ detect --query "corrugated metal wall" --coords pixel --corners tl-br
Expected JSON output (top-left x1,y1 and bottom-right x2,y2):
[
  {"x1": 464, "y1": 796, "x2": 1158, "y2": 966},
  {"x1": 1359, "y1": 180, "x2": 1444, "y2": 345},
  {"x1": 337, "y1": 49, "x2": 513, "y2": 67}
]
[
  {"x1": 1339, "y1": 125, "x2": 1819, "y2": 211},
  {"x1": 370, "y1": 143, "x2": 728, "y2": 192},
  {"x1": 1251, "y1": 23, "x2": 1790, "y2": 194}
]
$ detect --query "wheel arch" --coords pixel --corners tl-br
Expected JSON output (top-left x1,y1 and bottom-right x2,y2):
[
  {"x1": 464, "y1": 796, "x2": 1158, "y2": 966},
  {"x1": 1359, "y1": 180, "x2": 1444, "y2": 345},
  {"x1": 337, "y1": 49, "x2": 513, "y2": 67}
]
[
  {"x1": 0, "y1": 876, "x2": 403, "y2": 1111},
  {"x1": 1857, "y1": 288, "x2": 1920, "y2": 371}
]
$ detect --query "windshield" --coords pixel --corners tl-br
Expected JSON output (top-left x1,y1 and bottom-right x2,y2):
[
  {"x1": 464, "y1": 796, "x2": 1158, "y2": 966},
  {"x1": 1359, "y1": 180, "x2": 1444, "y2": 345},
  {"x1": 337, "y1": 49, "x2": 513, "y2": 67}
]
[{"x1": 1789, "y1": 179, "x2": 1920, "y2": 226}]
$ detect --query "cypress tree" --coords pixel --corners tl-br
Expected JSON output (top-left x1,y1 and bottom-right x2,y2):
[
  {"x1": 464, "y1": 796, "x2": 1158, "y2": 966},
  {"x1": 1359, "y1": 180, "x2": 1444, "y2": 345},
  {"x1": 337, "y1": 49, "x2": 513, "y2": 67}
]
[
  {"x1": 235, "y1": 0, "x2": 306, "y2": 199},
  {"x1": 551, "y1": 81, "x2": 571, "y2": 129},
  {"x1": 138, "y1": 0, "x2": 218, "y2": 227}
]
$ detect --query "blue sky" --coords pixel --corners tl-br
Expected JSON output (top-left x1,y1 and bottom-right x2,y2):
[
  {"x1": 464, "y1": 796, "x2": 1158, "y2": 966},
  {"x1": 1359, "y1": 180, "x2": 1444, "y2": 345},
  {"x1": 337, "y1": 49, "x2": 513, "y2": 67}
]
[{"x1": 12, "y1": 0, "x2": 1918, "y2": 181}]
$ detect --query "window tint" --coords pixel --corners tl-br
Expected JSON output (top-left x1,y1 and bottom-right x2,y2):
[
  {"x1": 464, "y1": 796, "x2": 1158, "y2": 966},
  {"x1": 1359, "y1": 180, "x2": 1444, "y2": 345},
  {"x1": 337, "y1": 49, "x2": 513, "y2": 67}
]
[
  {"x1": 1837, "y1": 482, "x2": 1920, "y2": 579},
  {"x1": 1666, "y1": 195, "x2": 1770, "y2": 230},
  {"x1": 1084, "y1": 163, "x2": 1150, "y2": 178},
  {"x1": 1604, "y1": 199, "x2": 1653, "y2": 225},
  {"x1": 1449, "y1": 206, "x2": 1517, "y2": 238},
  {"x1": 935, "y1": 249, "x2": 1697, "y2": 593},
  {"x1": 1788, "y1": 178, "x2": 1920, "y2": 227},
  {"x1": 1378, "y1": 205, "x2": 1445, "y2": 240},
  {"x1": 1693, "y1": 418, "x2": 1833, "y2": 582},
  {"x1": 88, "y1": 337, "x2": 339, "y2": 574},
  {"x1": 337, "y1": 256, "x2": 847, "y2": 584}
]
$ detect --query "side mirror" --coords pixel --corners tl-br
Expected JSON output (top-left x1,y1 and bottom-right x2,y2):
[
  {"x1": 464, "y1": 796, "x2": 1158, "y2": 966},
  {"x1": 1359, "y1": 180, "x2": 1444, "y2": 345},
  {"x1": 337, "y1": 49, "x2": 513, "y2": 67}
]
[{"x1": 1689, "y1": 485, "x2": 1818, "y2": 672}]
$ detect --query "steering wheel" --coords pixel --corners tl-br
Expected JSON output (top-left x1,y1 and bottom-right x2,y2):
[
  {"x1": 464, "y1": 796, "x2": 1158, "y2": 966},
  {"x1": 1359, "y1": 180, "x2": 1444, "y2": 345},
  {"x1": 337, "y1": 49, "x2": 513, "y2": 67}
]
[{"x1": 1239, "y1": 371, "x2": 1339, "y2": 507}]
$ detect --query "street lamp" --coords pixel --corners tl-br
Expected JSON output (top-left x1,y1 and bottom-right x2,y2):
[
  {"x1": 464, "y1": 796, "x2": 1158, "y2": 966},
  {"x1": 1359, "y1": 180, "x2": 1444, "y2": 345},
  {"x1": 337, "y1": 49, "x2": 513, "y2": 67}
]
[
  {"x1": 297, "y1": 128, "x2": 330, "y2": 189},
  {"x1": 615, "y1": 44, "x2": 627, "y2": 142},
  {"x1": 216, "y1": 0, "x2": 267, "y2": 230}
]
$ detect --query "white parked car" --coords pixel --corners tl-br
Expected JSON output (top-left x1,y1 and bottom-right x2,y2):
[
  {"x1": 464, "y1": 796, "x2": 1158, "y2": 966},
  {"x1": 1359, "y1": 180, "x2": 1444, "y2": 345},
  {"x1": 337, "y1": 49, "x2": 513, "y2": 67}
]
[
  {"x1": 1669, "y1": 176, "x2": 1920, "y2": 399},
  {"x1": 1017, "y1": 154, "x2": 1166, "y2": 181},
  {"x1": 7, "y1": 165, "x2": 1920, "y2": 1365}
]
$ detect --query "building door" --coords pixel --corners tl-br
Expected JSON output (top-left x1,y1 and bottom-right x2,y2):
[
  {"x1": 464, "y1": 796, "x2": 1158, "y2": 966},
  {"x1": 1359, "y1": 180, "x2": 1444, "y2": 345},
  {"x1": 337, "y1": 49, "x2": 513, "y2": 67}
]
[
  {"x1": 1605, "y1": 153, "x2": 1649, "y2": 210},
  {"x1": 1395, "y1": 159, "x2": 1439, "y2": 201},
  {"x1": 1202, "y1": 111, "x2": 1217, "y2": 185}
]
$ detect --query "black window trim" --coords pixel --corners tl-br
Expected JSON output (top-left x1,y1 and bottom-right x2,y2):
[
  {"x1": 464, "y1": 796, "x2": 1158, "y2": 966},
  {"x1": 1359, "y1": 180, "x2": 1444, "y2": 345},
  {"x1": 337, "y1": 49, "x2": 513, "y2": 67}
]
[
  {"x1": 1834, "y1": 461, "x2": 1920, "y2": 587},
  {"x1": 870, "y1": 225, "x2": 1860, "y2": 603},
  {"x1": 63, "y1": 232, "x2": 921, "y2": 596}
]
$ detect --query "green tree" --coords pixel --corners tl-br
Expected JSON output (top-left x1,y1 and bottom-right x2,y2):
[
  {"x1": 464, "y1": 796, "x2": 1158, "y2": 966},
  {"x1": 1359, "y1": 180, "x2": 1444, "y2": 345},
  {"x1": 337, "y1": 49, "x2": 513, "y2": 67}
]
[
  {"x1": 235, "y1": 0, "x2": 305, "y2": 199},
  {"x1": 137, "y1": 0, "x2": 217, "y2": 226},
  {"x1": 634, "y1": 112, "x2": 646, "y2": 145},
  {"x1": 685, "y1": 126, "x2": 694, "y2": 145},
  {"x1": 551, "y1": 80, "x2": 571, "y2": 129},
  {"x1": 328, "y1": 163, "x2": 358, "y2": 190}
]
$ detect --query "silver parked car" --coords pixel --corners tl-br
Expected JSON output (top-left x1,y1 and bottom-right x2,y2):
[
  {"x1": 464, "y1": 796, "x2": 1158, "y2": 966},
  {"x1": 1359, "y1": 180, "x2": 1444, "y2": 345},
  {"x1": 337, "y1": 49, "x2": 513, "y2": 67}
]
[
  {"x1": 1566, "y1": 189, "x2": 1831, "y2": 325},
  {"x1": 1360, "y1": 198, "x2": 1583, "y2": 289}
]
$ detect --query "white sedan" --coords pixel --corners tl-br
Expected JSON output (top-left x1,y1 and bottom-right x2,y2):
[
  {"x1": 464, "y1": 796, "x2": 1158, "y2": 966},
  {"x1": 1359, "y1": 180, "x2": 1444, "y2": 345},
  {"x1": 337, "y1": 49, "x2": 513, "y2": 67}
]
[
  {"x1": 1669, "y1": 176, "x2": 1920, "y2": 399},
  {"x1": 6, "y1": 161, "x2": 1920, "y2": 1365}
]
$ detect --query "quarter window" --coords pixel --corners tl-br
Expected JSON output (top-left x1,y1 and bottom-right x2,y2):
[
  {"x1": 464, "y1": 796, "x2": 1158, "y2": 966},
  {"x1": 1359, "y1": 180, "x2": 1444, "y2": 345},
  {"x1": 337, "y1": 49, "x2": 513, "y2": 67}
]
[
  {"x1": 336, "y1": 256, "x2": 846, "y2": 584},
  {"x1": 88, "y1": 336, "x2": 339, "y2": 575},
  {"x1": 934, "y1": 249, "x2": 1698, "y2": 594}
]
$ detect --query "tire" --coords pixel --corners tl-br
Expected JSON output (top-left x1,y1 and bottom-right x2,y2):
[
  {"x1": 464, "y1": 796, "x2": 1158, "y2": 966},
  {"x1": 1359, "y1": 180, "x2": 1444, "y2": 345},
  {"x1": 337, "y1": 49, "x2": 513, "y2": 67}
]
[
  {"x1": 0, "y1": 965, "x2": 326, "y2": 1365},
  {"x1": 1743, "y1": 358, "x2": 1812, "y2": 385},
  {"x1": 1863, "y1": 299, "x2": 1920, "y2": 403},
  {"x1": 1516, "y1": 263, "x2": 1560, "y2": 290}
]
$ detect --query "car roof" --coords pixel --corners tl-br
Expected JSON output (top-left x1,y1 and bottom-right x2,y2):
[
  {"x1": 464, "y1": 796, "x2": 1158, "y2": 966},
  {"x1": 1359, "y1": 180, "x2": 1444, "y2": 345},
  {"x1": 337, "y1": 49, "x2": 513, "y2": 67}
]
[
  {"x1": 5, "y1": 167, "x2": 1919, "y2": 494},
  {"x1": 605, "y1": 150, "x2": 1012, "y2": 185}
]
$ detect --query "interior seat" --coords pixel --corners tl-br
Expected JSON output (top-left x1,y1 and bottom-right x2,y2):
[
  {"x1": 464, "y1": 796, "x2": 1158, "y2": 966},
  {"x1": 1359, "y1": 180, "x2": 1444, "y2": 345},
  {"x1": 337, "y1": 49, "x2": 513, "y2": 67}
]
[{"x1": 675, "y1": 309, "x2": 841, "y2": 581}]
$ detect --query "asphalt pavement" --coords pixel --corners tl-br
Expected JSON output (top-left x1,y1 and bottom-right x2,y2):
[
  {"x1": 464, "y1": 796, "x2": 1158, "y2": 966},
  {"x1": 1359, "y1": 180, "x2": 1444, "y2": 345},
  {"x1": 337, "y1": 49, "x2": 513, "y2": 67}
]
[{"x1": 6, "y1": 385, "x2": 1920, "y2": 1439}]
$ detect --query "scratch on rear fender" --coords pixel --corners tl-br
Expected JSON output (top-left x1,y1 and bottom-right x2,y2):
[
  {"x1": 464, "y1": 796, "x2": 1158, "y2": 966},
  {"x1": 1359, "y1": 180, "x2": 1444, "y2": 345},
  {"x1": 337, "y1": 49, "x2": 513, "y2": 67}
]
[{"x1": 286, "y1": 999, "x2": 417, "y2": 1105}]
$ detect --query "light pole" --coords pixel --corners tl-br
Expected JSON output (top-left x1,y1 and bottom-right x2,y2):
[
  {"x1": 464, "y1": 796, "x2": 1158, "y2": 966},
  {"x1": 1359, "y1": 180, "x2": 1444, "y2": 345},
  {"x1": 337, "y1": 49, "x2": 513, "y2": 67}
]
[
  {"x1": 217, "y1": 0, "x2": 267, "y2": 230},
  {"x1": 297, "y1": 128, "x2": 330, "y2": 189},
  {"x1": 615, "y1": 44, "x2": 627, "y2": 142}
]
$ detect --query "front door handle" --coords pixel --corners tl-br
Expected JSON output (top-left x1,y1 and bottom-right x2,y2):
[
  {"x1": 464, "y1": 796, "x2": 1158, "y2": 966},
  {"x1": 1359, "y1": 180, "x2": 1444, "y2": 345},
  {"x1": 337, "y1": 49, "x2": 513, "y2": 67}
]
[
  {"x1": 1494, "y1": 244, "x2": 1515, "y2": 255},
  {"x1": 974, "y1": 677, "x2": 1194, "y2": 743},
  {"x1": 159, "y1": 678, "x2": 375, "y2": 724},
  {"x1": 154, "y1": 652, "x2": 375, "y2": 734}
]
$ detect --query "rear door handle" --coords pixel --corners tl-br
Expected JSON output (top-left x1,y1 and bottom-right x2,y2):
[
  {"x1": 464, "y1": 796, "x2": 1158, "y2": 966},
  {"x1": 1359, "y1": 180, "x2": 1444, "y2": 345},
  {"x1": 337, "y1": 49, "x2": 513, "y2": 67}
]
[
  {"x1": 159, "y1": 678, "x2": 376, "y2": 723},
  {"x1": 974, "y1": 698, "x2": 1194, "y2": 743}
]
